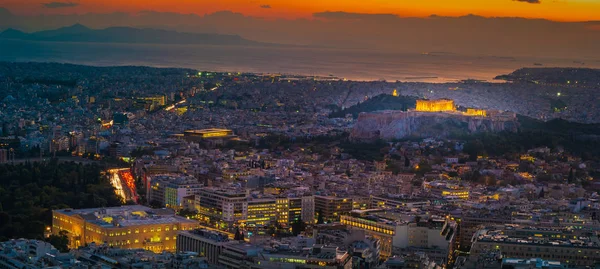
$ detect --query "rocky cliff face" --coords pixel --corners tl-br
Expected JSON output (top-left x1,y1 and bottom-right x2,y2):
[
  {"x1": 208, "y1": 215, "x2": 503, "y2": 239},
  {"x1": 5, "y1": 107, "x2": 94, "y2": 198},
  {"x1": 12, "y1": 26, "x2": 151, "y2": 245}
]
[{"x1": 351, "y1": 110, "x2": 519, "y2": 140}]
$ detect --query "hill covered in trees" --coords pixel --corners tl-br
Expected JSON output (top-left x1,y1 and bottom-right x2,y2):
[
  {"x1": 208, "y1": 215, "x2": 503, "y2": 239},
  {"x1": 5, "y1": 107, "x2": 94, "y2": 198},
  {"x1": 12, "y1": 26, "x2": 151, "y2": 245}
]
[
  {"x1": 0, "y1": 160, "x2": 122, "y2": 241},
  {"x1": 458, "y1": 116, "x2": 600, "y2": 162},
  {"x1": 329, "y1": 94, "x2": 417, "y2": 119},
  {"x1": 518, "y1": 115, "x2": 600, "y2": 136}
]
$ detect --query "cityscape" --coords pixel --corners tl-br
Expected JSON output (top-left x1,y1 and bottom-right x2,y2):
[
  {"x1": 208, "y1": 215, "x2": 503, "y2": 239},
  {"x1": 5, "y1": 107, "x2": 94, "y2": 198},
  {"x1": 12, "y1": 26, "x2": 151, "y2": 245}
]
[{"x1": 1, "y1": 1, "x2": 600, "y2": 269}]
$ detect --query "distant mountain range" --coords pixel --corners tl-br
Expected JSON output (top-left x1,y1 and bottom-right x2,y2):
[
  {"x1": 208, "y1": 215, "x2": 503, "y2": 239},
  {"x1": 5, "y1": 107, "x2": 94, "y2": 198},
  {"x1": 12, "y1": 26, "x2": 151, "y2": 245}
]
[{"x1": 0, "y1": 24, "x2": 265, "y2": 46}]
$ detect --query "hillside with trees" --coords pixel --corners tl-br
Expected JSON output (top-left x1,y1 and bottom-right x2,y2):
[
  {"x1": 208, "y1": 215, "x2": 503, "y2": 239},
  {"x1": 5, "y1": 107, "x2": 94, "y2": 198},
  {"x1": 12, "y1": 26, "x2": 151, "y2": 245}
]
[
  {"x1": 329, "y1": 94, "x2": 417, "y2": 118},
  {"x1": 0, "y1": 160, "x2": 122, "y2": 241}
]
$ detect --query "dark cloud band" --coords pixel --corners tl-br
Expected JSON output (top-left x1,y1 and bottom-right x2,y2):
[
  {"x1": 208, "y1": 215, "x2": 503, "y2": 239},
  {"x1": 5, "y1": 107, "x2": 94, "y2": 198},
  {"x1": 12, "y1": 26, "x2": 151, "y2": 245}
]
[
  {"x1": 43, "y1": 2, "x2": 79, "y2": 9},
  {"x1": 514, "y1": 0, "x2": 541, "y2": 4}
]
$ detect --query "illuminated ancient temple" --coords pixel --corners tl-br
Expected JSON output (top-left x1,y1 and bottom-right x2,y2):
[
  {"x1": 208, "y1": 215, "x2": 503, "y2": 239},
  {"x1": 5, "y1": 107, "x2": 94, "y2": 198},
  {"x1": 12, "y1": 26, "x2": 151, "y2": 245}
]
[
  {"x1": 415, "y1": 99, "x2": 456, "y2": 112},
  {"x1": 465, "y1": 108, "x2": 487, "y2": 117}
]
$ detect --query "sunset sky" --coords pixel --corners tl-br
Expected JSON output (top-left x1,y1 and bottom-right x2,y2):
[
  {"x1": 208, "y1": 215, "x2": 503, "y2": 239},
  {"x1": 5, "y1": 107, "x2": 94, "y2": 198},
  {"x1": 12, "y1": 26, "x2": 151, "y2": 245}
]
[{"x1": 2, "y1": 0, "x2": 600, "y2": 22}]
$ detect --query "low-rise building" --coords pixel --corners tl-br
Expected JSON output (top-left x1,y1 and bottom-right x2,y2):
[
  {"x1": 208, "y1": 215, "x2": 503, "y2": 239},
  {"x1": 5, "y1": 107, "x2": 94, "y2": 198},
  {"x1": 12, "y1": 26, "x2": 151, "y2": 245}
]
[
  {"x1": 177, "y1": 229, "x2": 233, "y2": 264},
  {"x1": 470, "y1": 225, "x2": 600, "y2": 268}
]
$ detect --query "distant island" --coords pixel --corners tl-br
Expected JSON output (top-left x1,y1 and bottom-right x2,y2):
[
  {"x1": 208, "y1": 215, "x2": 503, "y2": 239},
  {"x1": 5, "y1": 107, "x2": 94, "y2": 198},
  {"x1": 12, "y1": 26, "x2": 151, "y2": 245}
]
[
  {"x1": 495, "y1": 67, "x2": 600, "y2": 88},
  {"x1": 0, "y1": 24, "x2": 266, "y2": 46}
]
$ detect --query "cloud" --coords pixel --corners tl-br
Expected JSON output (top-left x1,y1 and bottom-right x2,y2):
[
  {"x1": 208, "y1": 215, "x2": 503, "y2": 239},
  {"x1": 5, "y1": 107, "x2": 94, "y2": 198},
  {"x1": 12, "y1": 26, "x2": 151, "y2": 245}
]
[
  {"x1": 260, "y1": 5, "x2": 271, "y2": 9},
  {"x1": 513, "y1": 0, "x2": 541, "y2": 4},
  {"x1": 313, "y1": 11, "x2": 399, "y2": 20},
  {"x1": 43, "y1": 2, "x2": 79, "y2": 9}
]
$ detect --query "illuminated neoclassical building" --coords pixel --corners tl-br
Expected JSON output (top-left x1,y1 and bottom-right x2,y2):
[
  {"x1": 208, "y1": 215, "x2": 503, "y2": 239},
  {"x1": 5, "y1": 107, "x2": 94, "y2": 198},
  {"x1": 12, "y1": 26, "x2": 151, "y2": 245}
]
[
  {"x1": 416, "y1": 99, "x2": 456, "y2": 112},
  {"x1": 52, "y1": 205, "x2": 199, "y2": 252}
]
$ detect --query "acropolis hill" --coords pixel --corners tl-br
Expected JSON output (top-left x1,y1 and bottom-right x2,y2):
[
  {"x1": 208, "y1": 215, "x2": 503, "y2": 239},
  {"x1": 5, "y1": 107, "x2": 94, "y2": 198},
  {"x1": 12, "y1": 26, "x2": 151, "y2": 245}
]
[{"x1": 351, "y1": 99, "x2": 519, "y2": 140}]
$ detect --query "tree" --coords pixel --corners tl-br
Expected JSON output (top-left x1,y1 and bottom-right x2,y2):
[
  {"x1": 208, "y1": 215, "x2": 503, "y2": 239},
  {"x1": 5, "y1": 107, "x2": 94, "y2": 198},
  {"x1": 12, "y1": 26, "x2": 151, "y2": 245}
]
[
  {"x1": 291, "y1": 219, "x2": 306, "y2": 236},
  {"x1": 404, "y1": 155, "x2": 410, "y2": 168},
  {"x1": 234, "y1": 227, "x2": 242, "y2": 241},
  {"x1": 178, "y1": 209, "x2": 196, "y2": 219},
  {"x1": 568, "y1": 168, "x2": 574, "y2": 183},
  {"x1": 149, "y1": 200, "x2": 163, "y2": 209},
  {"x1": 317, "y1": 210, "x2": 324, "y2": 224},
  {"x1": 47, "y1": 230, "x2": 69, "y2": 252},
  {"x1": 463, "y1": 139, "x2": 485, "y2": 161},
  {"x1": 0, "y1": 162, "x2": 122, "y2": 240},
  {"x1": 484, "y1": 175, "x2": 497, "y2": 186}
]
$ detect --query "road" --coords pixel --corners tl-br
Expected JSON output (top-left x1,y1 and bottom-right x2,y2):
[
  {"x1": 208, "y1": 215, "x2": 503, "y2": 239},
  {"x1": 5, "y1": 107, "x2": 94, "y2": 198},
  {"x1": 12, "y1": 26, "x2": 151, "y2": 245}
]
[{"x1": 107, "y1": 168, "x2": 139, "y2": 203}]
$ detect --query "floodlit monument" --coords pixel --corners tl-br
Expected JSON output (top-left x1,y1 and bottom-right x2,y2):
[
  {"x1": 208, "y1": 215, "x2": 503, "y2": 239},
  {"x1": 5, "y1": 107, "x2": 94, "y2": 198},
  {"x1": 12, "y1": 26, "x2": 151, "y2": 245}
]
[
  {"x1": 416, "y1": 99, "x2": 456, "y2": 112},
  {"x1": 351, "y1": 99, "x2": 518, "y2": 140}
]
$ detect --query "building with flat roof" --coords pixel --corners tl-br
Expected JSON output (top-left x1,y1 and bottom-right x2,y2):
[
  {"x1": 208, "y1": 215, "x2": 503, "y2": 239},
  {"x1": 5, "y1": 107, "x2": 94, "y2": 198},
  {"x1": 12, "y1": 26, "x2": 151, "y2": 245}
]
[
  {"x1": 148, "y1": 174, "x2": 204, "y2": 209},
  {"x1": 218, "y1": 242, "x2": 262, "y2": 269},
  {"x1": 251, "y1": 245, "x2": 353, "y2": 269},
  {"x1": 0, "y1": 239, "x2": 58, "y2": 269},
  {"x1": 470, "y1": 225, "x2": 600, "y2": 268},
  {"x1": 177, "y1": 229, "x2": 234, "y2": 265},
  {"x1": 315, "y1": 196, "x2": 353, "y2": 223},
  {"x1": 371, "y1": 196, "x2": 431, "y2": 210},
  {"x1": 184, "y1": 129, "x2": 234, "y2": 139},
  {"x1": 424, "y1": 181, "x2": 470, "y2": 200},
  {"x1": 246, "y1": 198, "x2": 277, "y2": 228},
  {"x1": 340, "y1": 210, "x2": 455, "y2": 261},
  {"x1": 52, "y1": 205, "x2": 199, "y2": 252},
  {"x1": 501, "y1": 258, "x2": 566, "y2": 269},
  {"x1": 195, "y1": 188, "x2": 248, "y2": 227}
]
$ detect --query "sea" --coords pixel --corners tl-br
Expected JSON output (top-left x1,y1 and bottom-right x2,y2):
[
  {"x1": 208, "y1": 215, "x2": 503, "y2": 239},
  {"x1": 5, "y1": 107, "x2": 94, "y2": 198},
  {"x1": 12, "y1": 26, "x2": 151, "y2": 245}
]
[{"x1": 1, "y1": 39, "x2": 598, "y2": 83}]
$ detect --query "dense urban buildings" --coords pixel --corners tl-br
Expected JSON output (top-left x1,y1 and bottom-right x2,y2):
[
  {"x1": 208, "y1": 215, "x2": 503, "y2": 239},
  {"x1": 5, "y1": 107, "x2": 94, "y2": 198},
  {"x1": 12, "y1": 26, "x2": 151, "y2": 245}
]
[{"x1": 0, "y1": 61, "x2": 599, "y2": 269}]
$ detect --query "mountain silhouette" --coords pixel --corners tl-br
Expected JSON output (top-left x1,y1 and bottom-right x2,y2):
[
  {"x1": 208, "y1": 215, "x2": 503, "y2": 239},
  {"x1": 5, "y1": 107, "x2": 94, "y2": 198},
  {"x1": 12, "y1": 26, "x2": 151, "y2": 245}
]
[{"x1": 0, "y1": 24, "x2": 264, "y2": 46}]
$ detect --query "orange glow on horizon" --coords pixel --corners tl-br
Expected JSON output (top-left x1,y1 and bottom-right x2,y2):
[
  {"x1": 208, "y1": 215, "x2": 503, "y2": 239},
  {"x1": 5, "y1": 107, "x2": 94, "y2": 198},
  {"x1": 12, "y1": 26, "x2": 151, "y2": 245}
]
[{"x1": 2, "y1": 0, "x2": 599, "y2": 22}]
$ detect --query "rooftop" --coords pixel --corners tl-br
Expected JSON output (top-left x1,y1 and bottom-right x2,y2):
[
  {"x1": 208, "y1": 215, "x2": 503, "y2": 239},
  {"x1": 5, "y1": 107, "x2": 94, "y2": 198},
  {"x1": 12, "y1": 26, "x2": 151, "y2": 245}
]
[
  {"x1": 475, "y1": 225, "x2": 600, "y2": 249},
  {"x1": 181, "y1": 229, "x2": 231, "y2": 243},
  {"x1": 185, "y1": 128, "x2": 232, "y2": 134},
  {"x1": 54, "y1": 205, "x2": 196, "y2": 228}
]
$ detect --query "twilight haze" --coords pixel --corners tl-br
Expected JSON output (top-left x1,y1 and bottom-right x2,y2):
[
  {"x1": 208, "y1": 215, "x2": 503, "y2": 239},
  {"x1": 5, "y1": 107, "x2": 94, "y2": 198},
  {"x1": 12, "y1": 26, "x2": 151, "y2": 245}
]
[{"x1": 1, "y1": 1, "x2": 600, "y2": 62}]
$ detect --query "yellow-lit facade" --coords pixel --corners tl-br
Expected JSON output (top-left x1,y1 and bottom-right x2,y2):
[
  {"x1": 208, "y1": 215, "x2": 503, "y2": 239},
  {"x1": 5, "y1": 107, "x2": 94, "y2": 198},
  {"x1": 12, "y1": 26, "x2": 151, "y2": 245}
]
[
  {"x1": 246, "y1": 199, "x2": 277, "y2": 227},
  {"x1": 139, "y1": 96, "x2": 166, "y2": 106},
  {"x1": 465, "y1": 108, "x2": 487, "y2": 117},
  {"x1": 184, "y1": 129, "x2": 234, "y2": 139},
  {"x1": 425, "y1": 182, "x2": 470, "y2": 200},
  {"x1": 276, "y1": 198, "x2": 290, "y2": 226},
  {"x1": 416, "y1": 99, "x2": 456, "y2": 112},
  {"x1": 52, "y1": 208, "x2": 199, "y2": 253},
  {"x1": 352, "y1": 197, "x2": 370, "y2": 210},
  {"x1": 440, "y1": 190, "x2": 470, "y2": 200},
  {"x1": 288, "y1": 197, "x2": 303, "y2": 224},
  {"x1": 340, "y1": 215, "x2": 395, "y2": 258},
  {"x1": 243, "y1": 198, "x2": 291, "y2": 228}
]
